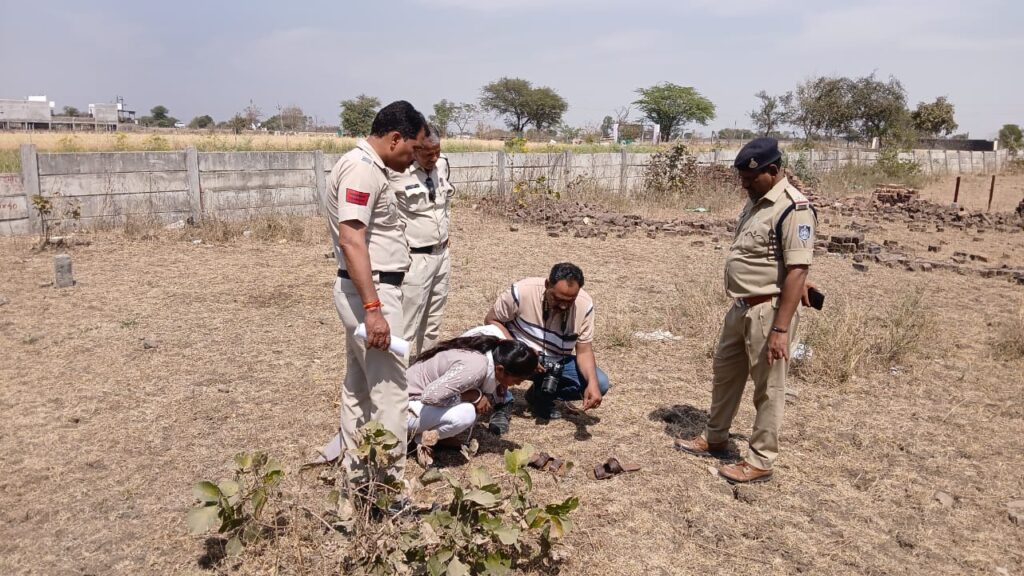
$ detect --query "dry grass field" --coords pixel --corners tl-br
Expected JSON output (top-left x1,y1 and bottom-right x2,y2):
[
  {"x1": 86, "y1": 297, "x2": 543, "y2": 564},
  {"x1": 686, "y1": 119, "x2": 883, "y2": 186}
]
[{"x1": 1, "y1": 178, "x2": 1022, "y2": 575}]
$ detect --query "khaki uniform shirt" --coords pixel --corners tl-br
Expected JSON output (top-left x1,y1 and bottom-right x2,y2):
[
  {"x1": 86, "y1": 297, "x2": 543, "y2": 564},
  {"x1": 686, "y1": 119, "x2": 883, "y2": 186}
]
[
  {"x1": 491, "y1": 277, "x2": 595, "y2": 358},
  {"x1": 393, "y1": 155, "x2": 455, "y2": 248},
  {"x1": 725, "y1": 177, "x2": 815, "y2": 299},
  {"x1": 326, "y1": 140, "x2": 410, "y2": 273}
]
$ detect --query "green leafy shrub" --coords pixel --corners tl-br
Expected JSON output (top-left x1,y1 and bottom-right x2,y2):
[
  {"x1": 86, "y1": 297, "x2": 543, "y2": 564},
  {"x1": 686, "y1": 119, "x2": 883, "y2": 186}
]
[
  {"x1": 186, "y1": 452, "x2": 285, "y2": 556},
  {"x1": 329, "y1": 423, "x2": 579, "y2": 575}
]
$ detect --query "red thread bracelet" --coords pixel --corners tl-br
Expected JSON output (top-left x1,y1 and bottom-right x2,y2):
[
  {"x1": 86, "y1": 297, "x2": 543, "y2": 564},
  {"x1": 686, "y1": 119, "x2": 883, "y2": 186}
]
[{"x1": 363, "y1": 299, "x2": 382, "y2": 311}]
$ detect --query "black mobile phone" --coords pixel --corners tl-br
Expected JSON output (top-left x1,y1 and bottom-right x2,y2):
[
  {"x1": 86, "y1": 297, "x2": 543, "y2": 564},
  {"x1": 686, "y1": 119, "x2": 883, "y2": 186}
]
[{"x1": 808, "y1": 287, "x2": 825, "y2": 311}]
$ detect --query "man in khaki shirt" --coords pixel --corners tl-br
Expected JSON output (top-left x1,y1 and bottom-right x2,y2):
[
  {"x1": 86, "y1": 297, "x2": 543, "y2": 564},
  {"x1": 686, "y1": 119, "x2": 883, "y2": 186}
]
[
  {"x1": 393, "y1": 130, "x2": 455, "y2": 355},
  {"x1": 320, "y1": 101, "x2": 428, "y2": 482},
  {"x1": 675, "y1": 138, "x2": 817, "y2": 484}
]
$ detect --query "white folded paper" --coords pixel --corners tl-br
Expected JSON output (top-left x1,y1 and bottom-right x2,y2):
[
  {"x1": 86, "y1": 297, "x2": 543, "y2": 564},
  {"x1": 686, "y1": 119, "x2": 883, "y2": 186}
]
[{"x1": 354, "y1": 323, "x2": 411, "y2": 357}]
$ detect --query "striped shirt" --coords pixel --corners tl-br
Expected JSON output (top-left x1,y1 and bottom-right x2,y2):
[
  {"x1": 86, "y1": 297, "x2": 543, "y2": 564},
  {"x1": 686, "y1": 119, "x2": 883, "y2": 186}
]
[{"x1": 491, "y1": 277, "x2": 595, "y2": 358}]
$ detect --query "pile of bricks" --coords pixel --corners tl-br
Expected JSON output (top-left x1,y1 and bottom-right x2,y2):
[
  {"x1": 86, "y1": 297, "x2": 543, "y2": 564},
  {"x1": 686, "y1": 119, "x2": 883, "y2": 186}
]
[
  {"x1": 500, "y1": 199, "x2": 734, "y2": 242},
  {"x1": 872, "y1": 185, "x2": 920, "y2": 206}
]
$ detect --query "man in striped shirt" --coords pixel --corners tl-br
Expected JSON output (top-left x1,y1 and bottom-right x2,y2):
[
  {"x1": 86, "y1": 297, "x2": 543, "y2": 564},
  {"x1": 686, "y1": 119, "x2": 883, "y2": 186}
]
[{"x1": 484, "y1": 262, "x2": 610, "y2": 430}]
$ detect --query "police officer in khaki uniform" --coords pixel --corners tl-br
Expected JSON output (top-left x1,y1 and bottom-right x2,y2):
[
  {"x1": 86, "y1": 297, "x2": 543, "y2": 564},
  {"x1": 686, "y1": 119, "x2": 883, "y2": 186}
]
[
  {"x1": 320, "y1": 101, "x2": 428, "y2": 481},
  {"x1": 675, "y1": 138, "x2": 817, "y2": 484},
  {"x1": 393, "y1": 129, "x2": 455, "y2": 355}
]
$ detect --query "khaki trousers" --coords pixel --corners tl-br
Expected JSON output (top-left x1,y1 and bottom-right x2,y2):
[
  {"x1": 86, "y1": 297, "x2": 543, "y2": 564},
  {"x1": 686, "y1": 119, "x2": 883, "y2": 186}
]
[
  {"x1": 401, "y1": 249, "x2": 451, "y2": 355},
  {"x1": 334, "y1": 278, "x2": 408, "y2": 480},
  {"x1": 704, "y1": 300, "x2": 800, "y2": 470}
]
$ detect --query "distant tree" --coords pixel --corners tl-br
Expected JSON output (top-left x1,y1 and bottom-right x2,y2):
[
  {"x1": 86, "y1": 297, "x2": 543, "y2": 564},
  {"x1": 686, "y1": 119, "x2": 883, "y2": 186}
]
[
  {"x1": 911, "y1": 97, "x2": 958, "y2": 137},
  {"x1": 614, "y1": 105, "x2": 632, "y2": 125},
  {"x1": 429, "y1": 99, "x2": 458, "y2": 138},
  {"x1": 139, "y1": 105, "x2": 178, "y2": 128},
  {"x1": 717, "y1": 128, "x2": 758, "y2": 140},
  {"x1": 998, "y1": 124, "x2": 1023, "y2": 153},
  {"x1": 261, "y1": 115, "x2": 283, "y2": 131},
  {"x1": 479, "y1": 78, "x2": 567, "y2": 135},
  {"x1": 480, "y1": 77, "x2": 534, "y2": 134},
  {"x1": 280, "y1": 105, "x2": 306, "y2": 131},
  {"x1": 188, "y1": 115, "x2": 215, "y2": 129},
  {"x1": 62, "y1": 106, "x2": 80, "y2": 117},
  {"x1": 339, "y1": 94, "x2": 380, "y2": 136},
  {"x1": 749, "y1": 91, "x2": 790, "y2": 136},
  {"x1": 240, "y1": 101, "x2": 262, "y2": 129},
  {"x1": 450, "y1": 103, "x2": 478, "y2": 136},
  {"x1": 600, "y1": 115, "x2": 614, "y2": 138},
  {"x1": 787, "y1": 76, "x2": 856, "y2": 141},
  {"x1": 556, "y1": 122, "x2": 582, "y2": 142},
  {"x1": 229, "y1": 114, "x2": 248, "y2": 134},
  {"x1": 849, "y1": 73, "x2": 908, "y2": 142},
  {"x1": 524, "y1": 87, "x2": 568, "y2": 132},
  {"x1": 633, "y1": 83, "x2": 716, "y2": 139}
]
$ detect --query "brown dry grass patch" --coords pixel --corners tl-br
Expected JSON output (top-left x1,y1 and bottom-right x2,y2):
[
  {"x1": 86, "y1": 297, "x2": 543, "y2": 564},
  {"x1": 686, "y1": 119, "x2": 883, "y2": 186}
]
[{"x1": 1, "y1": 204, "x2": 1022, "y2": 575}]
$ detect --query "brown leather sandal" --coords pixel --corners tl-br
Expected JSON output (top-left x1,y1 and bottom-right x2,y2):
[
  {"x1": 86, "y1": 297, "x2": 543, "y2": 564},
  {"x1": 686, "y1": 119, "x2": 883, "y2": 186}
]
[
  {"x1": 528, "y1": 452, "x2": 553, "y2": 470},
  {"x1": 592, "y1": 457, "x2": 641, "y2": 480}
]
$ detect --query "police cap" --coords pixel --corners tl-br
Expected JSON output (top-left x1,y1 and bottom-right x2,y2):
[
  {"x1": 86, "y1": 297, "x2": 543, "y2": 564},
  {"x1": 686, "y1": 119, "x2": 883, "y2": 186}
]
[{"x1": 734, "y1": 137, "x2": 782, "y2": 171}]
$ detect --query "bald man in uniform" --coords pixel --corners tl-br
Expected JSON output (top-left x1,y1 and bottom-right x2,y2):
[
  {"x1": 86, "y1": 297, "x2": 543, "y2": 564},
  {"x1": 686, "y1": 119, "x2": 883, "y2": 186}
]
[
  {"x1": 674, "y1": 138, "x2": 817, "y2": 484},
  {"x1": 322, "y1": 101, "x2": 428, "y2": 482},
  {"x1": 393, "y1": 129, "x2": 455, "y2": 355}
]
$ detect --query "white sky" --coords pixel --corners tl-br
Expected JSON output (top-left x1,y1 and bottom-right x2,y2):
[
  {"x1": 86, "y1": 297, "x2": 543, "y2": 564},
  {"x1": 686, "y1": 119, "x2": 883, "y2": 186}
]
[{"x1": 1, "y1": 0, "x2": 1021, "y2": 137}]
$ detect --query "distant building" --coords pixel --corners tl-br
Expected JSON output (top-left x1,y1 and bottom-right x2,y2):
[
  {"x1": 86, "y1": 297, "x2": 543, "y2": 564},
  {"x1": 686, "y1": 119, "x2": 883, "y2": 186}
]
[{"x1": 0, "y1": 95, "x2": 126, "y2": 131}]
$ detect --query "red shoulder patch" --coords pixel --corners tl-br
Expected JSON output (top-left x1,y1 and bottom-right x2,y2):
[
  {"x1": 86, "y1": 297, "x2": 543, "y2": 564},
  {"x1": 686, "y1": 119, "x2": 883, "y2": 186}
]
[{"x1": 345, "y1": 188, "x2": 370, "y2": 206}]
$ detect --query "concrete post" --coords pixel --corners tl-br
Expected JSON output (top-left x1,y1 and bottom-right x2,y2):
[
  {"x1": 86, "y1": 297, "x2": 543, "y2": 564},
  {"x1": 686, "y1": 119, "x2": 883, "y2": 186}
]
[
  {"x1": 314, "y1": 150, "x2": 327, "y2": 217},
  {"x1": 19, "y1": 144, "x2": 42, "y2": 235},
  {"x1": 54, "y1": 254, "x2": 74, "y2": 288},
  {"x1": 496, "y1": 151, "x2": 506, "y2": 197},
  {"x1": 619, "y1": 149, "x2": 628, "y2": 194},
  {"x1": 562, "y1": 150, "x2": 572, "y2": 194},
  {"x1": 185, "y1": 147, "x2": 202, "y2": 221}
]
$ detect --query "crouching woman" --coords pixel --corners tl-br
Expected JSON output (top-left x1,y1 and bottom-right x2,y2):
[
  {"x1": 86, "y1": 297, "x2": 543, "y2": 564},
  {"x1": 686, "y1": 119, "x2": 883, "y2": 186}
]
[{"x1": 408, "y1": 335, "x2": 538, "y2": 447}]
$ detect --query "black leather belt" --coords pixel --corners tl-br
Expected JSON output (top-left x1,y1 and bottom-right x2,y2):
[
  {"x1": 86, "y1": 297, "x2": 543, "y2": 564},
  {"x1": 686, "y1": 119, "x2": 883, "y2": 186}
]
[
  {"x1": 410, "y1": 240, "x2": 448, "y2": 255},
  {"x1": 737, "y1": 294, "x2": 776, "y2": 307},
  {"x1": 337, "y1": 269, "x2": 405, "y2": 286}
]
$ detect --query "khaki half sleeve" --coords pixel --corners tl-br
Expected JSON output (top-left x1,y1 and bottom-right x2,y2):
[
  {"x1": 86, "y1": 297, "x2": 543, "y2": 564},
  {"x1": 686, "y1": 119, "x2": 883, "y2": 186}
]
[
  {"x1": 781, "y1": 206, "x2": 816, "y2": 267},
  {"x1": 491, "y1": 285, "x2": 519, "y2": 323},
  {"x1": 577, "y1": 305, "x2": 595, "y2": 344},
  {"x1": 335, "y1": 161, "x2": 383, "y2": 226}
]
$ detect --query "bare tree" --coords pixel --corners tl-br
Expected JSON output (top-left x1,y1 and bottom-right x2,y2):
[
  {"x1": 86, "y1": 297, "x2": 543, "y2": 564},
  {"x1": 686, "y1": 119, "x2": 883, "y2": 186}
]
[
  {"x1": 614, "y1": 105, "x2": 632, "y2": 124},
  {"x1": 242, "y1": 100, "x2": 263, "y2": 129},
  {"x1": 450, "y1": 103, "x2": 478, "y2": 136}
]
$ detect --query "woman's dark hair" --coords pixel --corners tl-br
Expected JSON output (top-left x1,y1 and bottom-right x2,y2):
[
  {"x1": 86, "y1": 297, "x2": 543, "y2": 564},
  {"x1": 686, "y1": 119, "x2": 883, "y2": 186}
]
[
  {"x1": 371, "y1": 100, "x2": 429, "y2": 140},
  {"x1": 412, "y1": 335, "x2": 538, "y2": 379}
]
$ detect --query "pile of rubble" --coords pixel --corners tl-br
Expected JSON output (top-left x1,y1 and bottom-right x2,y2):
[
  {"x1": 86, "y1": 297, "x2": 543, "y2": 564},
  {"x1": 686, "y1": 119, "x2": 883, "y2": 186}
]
[
  {"x1": 824, "y1": 231, "x2": 1023, "y2": 283},
  {"x1": 501, "y1": 200, "x2": 734, "y2": 241},
  {"x1": 830, "y1": 185, "x2": 1024, "y2": 234}
]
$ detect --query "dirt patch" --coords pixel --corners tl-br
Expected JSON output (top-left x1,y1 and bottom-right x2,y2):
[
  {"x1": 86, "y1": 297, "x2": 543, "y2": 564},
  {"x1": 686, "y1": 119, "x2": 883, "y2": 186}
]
[{"x1": 1, "y1": 201, "x2": 1022, "y2": 575}]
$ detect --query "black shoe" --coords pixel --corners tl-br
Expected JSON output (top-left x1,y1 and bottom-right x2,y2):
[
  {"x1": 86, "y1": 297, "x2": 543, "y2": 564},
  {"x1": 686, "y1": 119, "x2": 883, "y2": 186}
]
[
  {"x1": 525, "y1": 385, "x2": 562, "y2": 420},
  {"x1": 488, "y1": 401, "x2": 512, "y2": 435}
]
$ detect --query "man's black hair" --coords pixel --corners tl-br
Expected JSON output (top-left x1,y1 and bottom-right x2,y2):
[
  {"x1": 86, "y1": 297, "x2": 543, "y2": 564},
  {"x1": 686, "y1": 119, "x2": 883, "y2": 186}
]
[
  {"x1": 548, "y1": 262, "x2": 584, "y2": 288},
  {"x1": 370, "y1": 101, "x2": 429, "y2": 140}
]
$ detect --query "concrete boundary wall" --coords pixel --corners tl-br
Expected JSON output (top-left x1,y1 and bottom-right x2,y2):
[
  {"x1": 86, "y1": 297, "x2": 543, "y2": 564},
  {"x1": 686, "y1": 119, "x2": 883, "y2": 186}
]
[{"x1": 0, "y1": 144, "x2": 1012, "y2": 236}]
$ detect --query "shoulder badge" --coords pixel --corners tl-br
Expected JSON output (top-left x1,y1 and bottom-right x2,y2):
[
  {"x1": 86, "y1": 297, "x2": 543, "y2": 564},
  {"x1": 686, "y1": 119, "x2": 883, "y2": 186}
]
[
  {"x1": 359, "y1": 156, "x2": 372, "y2": 165},
  {"x1": 794, "y1": 200, "x2": 809, "y2": 211}
]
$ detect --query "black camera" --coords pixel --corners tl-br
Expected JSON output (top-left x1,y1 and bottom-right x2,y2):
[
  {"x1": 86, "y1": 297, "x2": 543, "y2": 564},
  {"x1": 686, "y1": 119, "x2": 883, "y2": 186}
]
[{"x1": 538, "y1": 355, "x2": 566, "y2": 395}]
